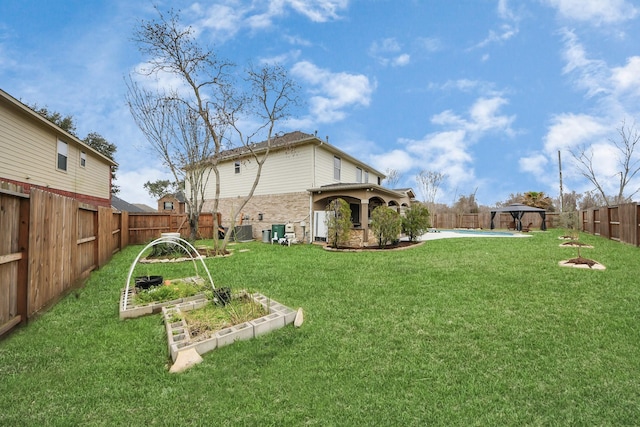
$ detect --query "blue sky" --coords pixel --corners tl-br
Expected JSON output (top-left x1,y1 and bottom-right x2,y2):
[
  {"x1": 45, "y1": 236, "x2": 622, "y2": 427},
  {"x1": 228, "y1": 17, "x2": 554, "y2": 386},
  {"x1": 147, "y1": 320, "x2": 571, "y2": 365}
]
[{"x1": 2, "y1": 0, "x2": 640, "y2": 207}]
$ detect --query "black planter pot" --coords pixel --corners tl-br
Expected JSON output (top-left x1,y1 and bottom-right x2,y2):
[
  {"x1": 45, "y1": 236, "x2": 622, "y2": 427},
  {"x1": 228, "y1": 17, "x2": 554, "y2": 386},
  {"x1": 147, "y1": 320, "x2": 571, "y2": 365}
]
[
  {"x1": 135, "y1": 275, "x2": 163, "y2": 290},
  {"x1": 214, "y1": 287, "x2": 232, "y2": 306}
]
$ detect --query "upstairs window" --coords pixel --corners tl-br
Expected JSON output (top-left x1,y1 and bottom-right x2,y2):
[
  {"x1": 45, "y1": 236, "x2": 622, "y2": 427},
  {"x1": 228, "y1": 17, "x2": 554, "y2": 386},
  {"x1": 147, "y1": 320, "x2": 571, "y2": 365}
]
[
  {"x1": 234, "y1": 161, "x2": 240, "y2": 174},
  {"x1": 80, "y1": 151, "x2": 86, "y2": 168},
  {"x1": 364, "y1": 171, "x2": 369, "y2": 183},
  {"x1": 356, "y1": 167, "x2": 362, "y2": 183},
  {"x1": 164, "y1": 201, "x2": 174, "y2": 210},
  {"x1": 334, "y1": 156, "x2": 341, "y2": 180},
  {"x1": 57, "y1": 140, "x2": 68, "y2": 171}
]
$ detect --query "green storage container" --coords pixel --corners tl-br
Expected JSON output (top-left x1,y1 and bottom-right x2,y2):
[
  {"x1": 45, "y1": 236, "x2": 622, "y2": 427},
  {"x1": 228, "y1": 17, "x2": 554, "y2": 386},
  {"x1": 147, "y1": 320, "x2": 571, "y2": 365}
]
[{"x1": 271, "y1": 224, "x2": 285, "y2": 240}]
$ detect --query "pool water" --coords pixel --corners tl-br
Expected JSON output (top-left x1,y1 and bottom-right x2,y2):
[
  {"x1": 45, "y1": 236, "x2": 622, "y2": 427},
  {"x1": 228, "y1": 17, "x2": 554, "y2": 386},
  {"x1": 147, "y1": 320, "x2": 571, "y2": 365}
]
[{"x1": 442, "y1": 229, "x2": 515, "y2": 236}]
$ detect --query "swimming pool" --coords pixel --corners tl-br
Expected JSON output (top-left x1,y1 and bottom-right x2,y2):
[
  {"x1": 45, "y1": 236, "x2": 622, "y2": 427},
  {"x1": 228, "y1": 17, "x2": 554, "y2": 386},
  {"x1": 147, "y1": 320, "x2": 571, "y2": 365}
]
[
  {"x1": 419, "y1": 229, "x2": 528, "y2": 241},
  {"x1": 440, "y1": 229, "x2": 515, "y2": 236}
]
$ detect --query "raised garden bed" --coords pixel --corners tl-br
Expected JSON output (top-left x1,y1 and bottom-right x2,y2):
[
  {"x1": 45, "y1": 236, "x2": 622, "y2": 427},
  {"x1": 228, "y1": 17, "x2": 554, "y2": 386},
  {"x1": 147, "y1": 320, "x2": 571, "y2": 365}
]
[
  {"x1": 163, "y1": 292, "x2": 299, "y2": 371},
  {"x1": 119, "y1": 276, "x2": 209, "y2": 319}
]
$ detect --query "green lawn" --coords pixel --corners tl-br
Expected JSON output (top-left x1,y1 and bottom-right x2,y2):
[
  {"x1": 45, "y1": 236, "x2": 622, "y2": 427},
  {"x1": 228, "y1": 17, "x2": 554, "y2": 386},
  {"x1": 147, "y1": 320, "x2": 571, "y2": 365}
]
[{"x1": 1, "y1": 229, "x2": 639, "y2": 426}]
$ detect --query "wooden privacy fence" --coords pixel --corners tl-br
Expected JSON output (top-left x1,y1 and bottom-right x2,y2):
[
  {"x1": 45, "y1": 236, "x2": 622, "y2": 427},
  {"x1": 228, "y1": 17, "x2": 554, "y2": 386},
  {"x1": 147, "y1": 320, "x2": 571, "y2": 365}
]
[
  {"x1": 431, "y1": 212, "x2": 560, "y2": 230},
  {"x1": 127, "y1": 211, "x2": 221, "y2": 244},
  {"x1": 580, "y1": 203, "x2": 640, "y2": 246},
  {"x1": 0, "y1": 186, "x2": 124, "y2": 337}
]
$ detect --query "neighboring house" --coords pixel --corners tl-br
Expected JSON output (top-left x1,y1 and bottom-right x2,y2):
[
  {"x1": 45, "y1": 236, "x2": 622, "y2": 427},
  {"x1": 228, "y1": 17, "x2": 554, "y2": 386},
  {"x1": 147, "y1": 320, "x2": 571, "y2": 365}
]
[
  {"x1": 133, "y1": 203, "x2": 157, "y2": 212},
  {"x1": 0, "y1": 88, "x2": 116, "y2": 207},
  {"x1": 158, "y1": 191, "x2": 186, "y2": 214},
  {"x1": 111, "y1": 195, "x2": 147, "y2": 213},
  {"x1": 198, "y1": 131, "x2": 416, "y2": 246}
]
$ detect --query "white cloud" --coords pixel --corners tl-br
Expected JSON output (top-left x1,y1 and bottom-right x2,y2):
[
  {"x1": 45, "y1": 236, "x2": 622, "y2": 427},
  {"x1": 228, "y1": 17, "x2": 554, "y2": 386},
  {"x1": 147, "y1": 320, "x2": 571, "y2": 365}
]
[
  {"x1": 115, "y1": 166, "x2": 173, "y2": 207},
  {"x1": 416, "y1": 37, "x2": 442, "y2": 53},
  {"x1": 560, "y1": 30, "x2": 609, "y2": 97},
  {"x1": 370, "y1": 149, "x2": 416, "y2": 174},
  {"x1": 283, "y1": 0, "x2": 349, "y2": 22},
  {"x1": 543, "y1": 113, "x2": 608, "y2": 153},
  {"x1": 519, "y1": 153, "x2": 548, "y2": 175},
  {"x1": 290, "y1": 61, "x2": 375, "y2": 123},
  {"x1": 392, "y1": 54, "x2": 411, "y2": 67},
  {"x1": 543, "y1": 0, "x2": 638, "y2": 24},
  {"x1": 611, "y1": 56, "x2": 640, "y2": 96},
  {"x1": 369, "y1": 38, "x2": 411, "y2": 67},
  {"x1": 473, "y1": 0, "x2": 520, "y2": 50},
  {"x1": 385, "y1": 95, "x2": 515, "y2": 200},
  {"x1": 192, "y1": 0, "x2": 348, "y2": 40},
  {"x1": 431, "y1": 97, "x2": 515, "y2": 136}
]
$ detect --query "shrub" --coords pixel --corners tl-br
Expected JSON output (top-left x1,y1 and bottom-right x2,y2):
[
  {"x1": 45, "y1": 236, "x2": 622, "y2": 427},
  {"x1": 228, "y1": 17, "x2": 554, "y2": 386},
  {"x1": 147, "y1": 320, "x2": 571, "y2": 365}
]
[
  {"x1": 402, "y1": 202, "x2": 431, "y2": 242},
  {"x1": 325, "y1": 198, "x2": 352, "y2": 248},
  {"x1": 370, "y1": 206, "x2": 402, "y2": 248}
]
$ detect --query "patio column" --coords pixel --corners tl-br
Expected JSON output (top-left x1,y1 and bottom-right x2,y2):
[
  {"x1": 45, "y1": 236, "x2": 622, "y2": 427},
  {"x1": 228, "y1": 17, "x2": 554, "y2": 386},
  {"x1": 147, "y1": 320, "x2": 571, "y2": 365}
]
[{"x1": 360, "y1": 200, "x2": 369, "y2": 243}]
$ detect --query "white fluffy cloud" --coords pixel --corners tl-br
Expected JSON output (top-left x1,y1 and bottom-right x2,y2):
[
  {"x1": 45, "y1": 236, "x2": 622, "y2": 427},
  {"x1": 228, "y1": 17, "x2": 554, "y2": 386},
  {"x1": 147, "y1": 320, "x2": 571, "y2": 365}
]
[
  {"x1": 369, "y1": 38, "x2": 411, "y2": 67},
  {"x1": 290, "y1": 61, "x2": 375, "y2": 124},
  {"x1": 392, "y1": 95, "x2": 515, "y2": 200},
  {"x1": 543, "y1": 0, "x2": 638, "y2": 24},
  {"x1": 192, "y1": 0, "x2": 349, "y2": 40},
  {"x1": 543, "y1": 113, "x2": 608, "y2": 153}
]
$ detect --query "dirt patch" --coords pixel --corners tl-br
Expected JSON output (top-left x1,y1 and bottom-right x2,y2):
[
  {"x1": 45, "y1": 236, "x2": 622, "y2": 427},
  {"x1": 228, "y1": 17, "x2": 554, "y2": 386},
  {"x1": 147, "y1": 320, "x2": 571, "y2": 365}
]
[
  {"x1": 559, "y1": 241, "x2": 594, "y2": 248},
  {"x1": 559, "y1": 257, "x2": 605, "y2": 270}
]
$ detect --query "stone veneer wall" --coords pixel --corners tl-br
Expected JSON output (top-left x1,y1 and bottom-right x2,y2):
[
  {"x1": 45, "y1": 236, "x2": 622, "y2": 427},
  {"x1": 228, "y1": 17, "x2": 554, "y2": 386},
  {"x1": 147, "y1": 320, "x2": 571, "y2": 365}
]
[{"x1": 203, "y1": 192, "x2": 311, "y2": 242}]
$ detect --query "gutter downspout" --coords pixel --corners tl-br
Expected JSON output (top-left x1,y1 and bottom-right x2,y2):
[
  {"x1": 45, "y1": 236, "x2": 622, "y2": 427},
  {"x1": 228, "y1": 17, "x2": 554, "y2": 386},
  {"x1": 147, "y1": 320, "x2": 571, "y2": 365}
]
[{"x1": 309, "y1": 142, "x2": 317, "y2": 243}]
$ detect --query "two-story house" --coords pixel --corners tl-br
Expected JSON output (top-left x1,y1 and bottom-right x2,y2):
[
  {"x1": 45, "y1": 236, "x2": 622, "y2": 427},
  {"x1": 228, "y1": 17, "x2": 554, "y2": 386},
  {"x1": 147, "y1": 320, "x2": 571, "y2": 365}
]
[
  {"x1": 199, "y1": 131, "x2": 415, "y2": 246},
  {"x1": 0, "y1": 88, "x2": 116, "y2": 207}
]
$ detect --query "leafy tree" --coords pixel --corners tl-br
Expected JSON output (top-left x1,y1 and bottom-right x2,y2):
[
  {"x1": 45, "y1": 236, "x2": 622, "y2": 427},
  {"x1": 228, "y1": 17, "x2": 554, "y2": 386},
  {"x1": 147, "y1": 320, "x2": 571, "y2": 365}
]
[
  {"x1": 325, "y1": 198, "x2": 352, "y2": 249},
  {"x1": 144, "y1": 179, "x2": 183, "y2": 200},
  {"x1": 496, "y1": 192, "x2": 524, "y2": 207},
  {"x1": 29, "y1": 104, "x2": 77, "y2": 136},
  {"x1": 402, "y1": 202, "x2": 431, "y2": 242},
  {"x1": 128, "y1": 8, "x2": 299, "y2": 247},
  {"x1": 370, "y1": 206, "x2": 402, "y2": 248},
  {"x1": 83, "y1": 132, "x2": 119, "y2": 194},
  {"x1": 522, "y1": 191, "x2": 553, "y2": 210}
]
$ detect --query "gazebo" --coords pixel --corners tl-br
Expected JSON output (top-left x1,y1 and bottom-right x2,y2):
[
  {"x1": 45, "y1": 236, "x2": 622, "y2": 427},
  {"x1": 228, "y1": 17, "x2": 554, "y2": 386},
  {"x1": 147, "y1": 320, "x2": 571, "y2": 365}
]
[{"x1": 490, "y1": 203, "x2": 547, "y2": 231}]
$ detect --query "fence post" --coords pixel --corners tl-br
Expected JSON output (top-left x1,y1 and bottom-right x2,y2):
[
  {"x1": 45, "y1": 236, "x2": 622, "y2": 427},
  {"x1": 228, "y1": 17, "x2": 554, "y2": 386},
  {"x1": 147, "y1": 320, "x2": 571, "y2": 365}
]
[{"x1": 16, "y1": 195, "x2": 30, "y2": 324}]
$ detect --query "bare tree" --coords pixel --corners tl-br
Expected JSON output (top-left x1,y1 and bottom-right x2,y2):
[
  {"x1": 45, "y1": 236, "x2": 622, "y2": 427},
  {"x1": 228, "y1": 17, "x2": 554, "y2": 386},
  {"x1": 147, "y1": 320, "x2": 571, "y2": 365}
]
[
  {"x1": 416, "y1": 170, "x2": 446, "y2": 212},
  {"x1": 126, "y1": 85, "x2": 213, "y2": 240},
  {"x1": 570, "y1": 120, "x2": 640, "y2": 206},
  {"x1": 128, "y1": 8, "x2": 298, "y2": 251},
  {"x1": 383, "y1": 168, "x2": 401, "y2": 188}
]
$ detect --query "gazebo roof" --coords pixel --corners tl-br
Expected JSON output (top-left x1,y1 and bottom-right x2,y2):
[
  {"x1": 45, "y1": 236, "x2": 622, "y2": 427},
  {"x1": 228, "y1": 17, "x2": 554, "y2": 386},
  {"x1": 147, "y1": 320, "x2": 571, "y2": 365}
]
[{"x1": 490, "y1": 203, "x2": 546, "y2": 213}]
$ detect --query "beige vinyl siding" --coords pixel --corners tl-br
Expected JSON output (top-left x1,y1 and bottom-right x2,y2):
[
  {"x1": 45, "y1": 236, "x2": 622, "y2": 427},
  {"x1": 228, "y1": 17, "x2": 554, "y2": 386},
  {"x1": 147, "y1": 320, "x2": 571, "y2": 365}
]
[
  {"x1": 0, "y1": 101, "x2": 111, "y2": 199},
  {"x1": 313, "y1": 147, "x2": 338, "y2": 184},
  {"x1": 198, "y1": 139, "x2": 387, "y2": 201},
  {"x1": 203, "y1": 145, "x2": 315, "y2": 199},
  {"x1": 313, "y1": 147, "x2": 370, "y2": 184}
]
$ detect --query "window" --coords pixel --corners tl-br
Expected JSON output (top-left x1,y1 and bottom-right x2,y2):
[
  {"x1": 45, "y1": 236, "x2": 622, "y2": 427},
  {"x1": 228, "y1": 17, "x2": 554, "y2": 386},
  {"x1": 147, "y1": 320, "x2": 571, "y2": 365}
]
[
  {"x1": 334, "y1": 156, "x2": 341, "y2": 180},
  {"x1": 57, "y1": 140, "x2": 68, "y2": 171},
  {"x1": 80, "y1": 151, "x2": 86, "y2": 168},
  {"x1": 377, "y1": 176, "x2": 381, "y2": 185},
  {"x1": 164, "y1": 201, "x2": 174, "y2": 210},
  {"x1": 364, "y1": 171, "x2": 369, "y2": 183},
  {"x1": 356, "y1": 167, "x2": 362, "y2": 183},
  {"x1": 234, "y1": 161, "x2": 240, "y2": 174}
]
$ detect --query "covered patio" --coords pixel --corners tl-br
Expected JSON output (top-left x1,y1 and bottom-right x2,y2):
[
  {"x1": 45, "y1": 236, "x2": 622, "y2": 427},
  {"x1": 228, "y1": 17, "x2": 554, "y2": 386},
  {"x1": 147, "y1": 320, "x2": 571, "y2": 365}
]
[
  {"x1": 307, "y1": 183, "x2": 415, "y2": 246},
  {"x1": 490, "y1": 203, "x2": 547, "y2": 231}
]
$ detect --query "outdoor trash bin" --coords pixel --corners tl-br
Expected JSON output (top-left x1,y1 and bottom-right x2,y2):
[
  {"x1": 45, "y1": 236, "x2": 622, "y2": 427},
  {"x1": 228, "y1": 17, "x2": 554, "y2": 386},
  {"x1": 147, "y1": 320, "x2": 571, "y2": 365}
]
[{"x1": 262, "y1": 229, "x2": 271, "y2": 243}]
